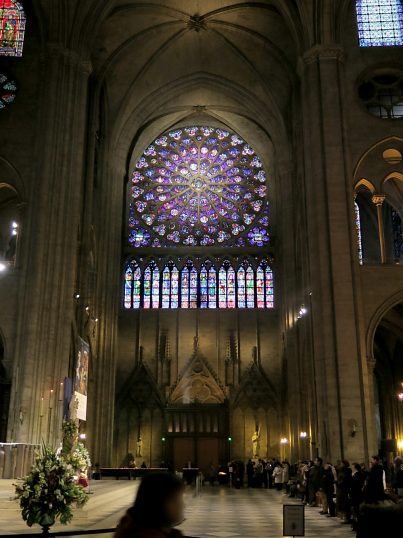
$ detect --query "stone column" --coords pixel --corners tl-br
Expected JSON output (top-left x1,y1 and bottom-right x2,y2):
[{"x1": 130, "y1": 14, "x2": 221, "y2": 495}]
[
  {"x1": 7, "y1": 44, "x2": 90, "y2": 447},
  {"x1": 299, "y1": 45, "x2": 376, "y2": 462},
  {"x1": 371, "y1": 194, "x2": 386, "y2": 264}
]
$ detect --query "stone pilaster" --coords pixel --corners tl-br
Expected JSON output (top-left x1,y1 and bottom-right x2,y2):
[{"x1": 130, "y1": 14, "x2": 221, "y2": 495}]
[
  {"x1": 8, "y1": 44, "x2": 91, "y2": 447},
  {"x1": 299, "y1": 45, "x2": 375, "y2": 462}
]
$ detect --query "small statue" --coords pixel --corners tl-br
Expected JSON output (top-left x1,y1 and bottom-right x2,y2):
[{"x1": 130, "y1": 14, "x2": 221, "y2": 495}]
[
  {"x1": 252, "y1": 426, "x2": 261, "y2": 458},
  {"x1": 136, "y1": 436, "x2": 143, "y2": 458}
]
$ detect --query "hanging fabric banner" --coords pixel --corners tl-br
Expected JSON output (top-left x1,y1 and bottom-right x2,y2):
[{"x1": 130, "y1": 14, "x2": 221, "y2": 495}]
[{"x1": 73, "y1": 337, "x2": 90, "y2": 421}]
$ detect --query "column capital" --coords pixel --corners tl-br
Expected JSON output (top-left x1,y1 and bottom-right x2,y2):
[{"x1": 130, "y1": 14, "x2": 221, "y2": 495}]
[
  {"x1": 42, "y1": 43, "x2": 93, "y2": 75},
  {"x1": 371, "y1": 194, "x2": 386, "y2": 206},
  {"x1": 302, "y1": 44, "x2": 345, "y2": 66},
  {"x1": 367, "y1": 357, "x2": 376, "y2": 372}
]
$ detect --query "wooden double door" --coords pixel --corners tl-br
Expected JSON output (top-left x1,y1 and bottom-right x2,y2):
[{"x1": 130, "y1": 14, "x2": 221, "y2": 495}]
[{"x1": 173, "y1": 437, "x2": 221, "y2": 474}]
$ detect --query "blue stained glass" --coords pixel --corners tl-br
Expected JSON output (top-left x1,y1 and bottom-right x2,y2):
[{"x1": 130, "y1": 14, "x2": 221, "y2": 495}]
[
  {"x1": 152, "y1": 267, "x2": 160, "y2": 308},
  {"x1": 162, "y1": 267, "x2": 171, "y2": 308},
  {"x1": 181, "y1": 268, "x2": 189, "y2": 308},
  {"x1": 124, "y1": 266, "x2": 133, "y2": 309},
  {"x1": 171, "y1": 267, "x2": 179, "y2": 308},
  {"x1": 356, "y1": 1, "x2": 403, "y2": 46},
  {"x1": 128, "y1": 126, "x2": 269, "y2": 247},
  {"x1": 189, "y1": 267, "x2": 198, "y2": 308}
]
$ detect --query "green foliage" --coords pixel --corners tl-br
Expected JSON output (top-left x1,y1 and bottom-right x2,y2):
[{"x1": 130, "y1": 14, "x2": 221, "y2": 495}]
[{"x1": 15, "y1": 445, "x2": 88, "y2": 529}]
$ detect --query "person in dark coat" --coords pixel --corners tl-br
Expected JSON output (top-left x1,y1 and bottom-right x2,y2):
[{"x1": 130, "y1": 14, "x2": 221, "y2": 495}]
[
  {"x1": 364, "y1": 455, "x2": 385, "y2": 504},
  {"x1": 336, "y1": 460, "x2": 352, "y2": 522},
  {"x1": 115, "y1": 473, "x2": 186, "y2": 538},
  {"x1": 350, "y1": 463, "x2": 365, "y2": 530},
  {"x1": 246, "y1": 459, "x2": 254, "y2": 488},
  {"x1": 308, "y1": 457, "x2": 324, "y2": 506},
  {"x1": 319, "y1": 463, "x2": 335, "y2": 516}
]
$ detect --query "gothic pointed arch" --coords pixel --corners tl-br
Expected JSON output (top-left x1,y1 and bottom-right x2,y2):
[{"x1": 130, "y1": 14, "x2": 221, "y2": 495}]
[
  {"x1": 169, "y1": 349, "x2": 226, "y2": 404},
  {"x1": 118, "y1": 357, "x2": 164, "y2": 410},
  {"x1": 232, "y1": 359, "x2": 278, "y2": 410}
]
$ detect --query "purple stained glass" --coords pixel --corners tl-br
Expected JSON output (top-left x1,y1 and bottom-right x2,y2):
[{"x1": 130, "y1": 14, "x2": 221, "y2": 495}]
[
  {"x1": 356, "y1": 1, "x2": 403, "y2": 47},
  {"x1": 128, "y1": 126, "x2": 269, "y2": 247}
]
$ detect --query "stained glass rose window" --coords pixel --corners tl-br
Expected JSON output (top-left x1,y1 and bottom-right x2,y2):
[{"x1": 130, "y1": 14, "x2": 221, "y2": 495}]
[{"x1": 128, "y1": 126, "x2": 270, "y2": 247}]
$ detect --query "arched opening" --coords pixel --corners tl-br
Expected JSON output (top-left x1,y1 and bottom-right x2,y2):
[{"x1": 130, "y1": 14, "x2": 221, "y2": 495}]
[
  {"x1": 373, "y1": 302, "x2": 403, "y2": 459},
  {"x1": 0, "y1": 183, "x2": 20, "y2": 267},
  {"x1": 0, "y1": 331, "x2": 10, "y2": 442}
]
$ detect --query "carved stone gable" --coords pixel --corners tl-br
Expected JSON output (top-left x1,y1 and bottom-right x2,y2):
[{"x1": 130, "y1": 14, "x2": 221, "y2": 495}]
[
  {"x1": 169, "y1": 352, "x2": 226, "y2": 404},
  {"x1": 233, "y1": 362, "x2": 277, "y2": 410},
  {"x1": 118, "y1": 360, "x2": 163, "y2": 409}
]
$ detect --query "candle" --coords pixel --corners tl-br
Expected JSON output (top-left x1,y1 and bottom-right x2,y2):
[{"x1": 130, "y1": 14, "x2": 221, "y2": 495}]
[
  {"x1": 49, "y1": 389, "x2": 54, "y2": 409},
  {"x1": 59, "y1": 382, "x2": 64, "y2": 401},
  {"x1": 40, "y1": 397, "x2": 44, "y2": 417}
]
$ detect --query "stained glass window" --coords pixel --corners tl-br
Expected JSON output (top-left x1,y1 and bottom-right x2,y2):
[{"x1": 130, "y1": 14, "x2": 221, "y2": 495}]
[
  {"x1": 128, "y1": 126, "x2": 270, "y2": 248},
  {"x1": 0, "y1": 1, "x2": 25, "y2": 57},
  {"x1": 356, "y1": 1, "x2": 403, "y2": 47},
  {"x1": 265, "y1": 266, "x2": 274, "y2": 308},
  {"x1": 200, "y1": 266, "x2": 208, "y2": 308},
  {"x1": 237, "y1": 266, "x2": 246, "y2": 308},
  {"x1": 256, "y1": 266, "x2": 265, "y2": 308},
  {"x1": 162, "y1": 267, "x2": 171, "y2": 308},
  {"x1": 143, "y1": 262, "x2": 160, "y2": 308},
  {"x1": 355, "y1": 201, "x2": 364, "y2": 264},
  {"x1": 124, "y1": 258, "x2": 274, "y2": 309},
  {"x1": 246, "y1": 266, "x2": 255, "y2": 308},
  {"x1": 0, "y1": 73, "x2": 17, "y2": 110},
  {"x1": 208, "y1": 267, "x2": 217, "y2": 308},
  {"x1": 181, "y1": 261, "x2": 198, "y2": 308},
  {"x1": 124, "y1": 265, "x2": 133, "y2": 309},
  {"x1": 124, "y1": 262, "x2": 141, "y2": 308},
  {"x1": 171, "y1": 267, "x2": 179, "y2": 308}
]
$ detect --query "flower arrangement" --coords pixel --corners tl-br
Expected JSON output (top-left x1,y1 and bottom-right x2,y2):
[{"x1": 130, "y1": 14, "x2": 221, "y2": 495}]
[
  {"x1": 68, "y1": 442, "x2": 91, "y2": 473},
  {"x1": 15, "y1": 445, "x2": 88, "y2": 532}
]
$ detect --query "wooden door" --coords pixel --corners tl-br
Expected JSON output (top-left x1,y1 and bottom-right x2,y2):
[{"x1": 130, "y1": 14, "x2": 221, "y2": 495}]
[
  {"x1": 173, "y1": 438, "x2": 195, "y2": 470},
  {"x1": 197, "y1": 437, "x2": 220, "y2": 475}
]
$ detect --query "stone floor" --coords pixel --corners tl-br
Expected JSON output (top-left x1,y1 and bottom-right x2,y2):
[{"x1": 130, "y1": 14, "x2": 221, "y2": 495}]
[{"x1": 0, "y1": 479, "x2": 355, "y2": 537}]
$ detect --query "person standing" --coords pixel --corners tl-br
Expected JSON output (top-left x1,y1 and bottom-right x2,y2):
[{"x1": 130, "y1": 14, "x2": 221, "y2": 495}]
[
  {"x1": 336, "y1": 460, "x2": 352, "y2": 523},
  {"x1": 273, "y1": 462, "x2": 283, "y2": 491},
  {"x1": 319, "y1": 463, "x2": 335, "y2": 516},
  {"x1": 364, "y1": 455, "x2": 385, "y2": 504},
  {"x1": 246, "y1": 459, "x2": 254, "y2": 488},
  {"x1": 308, "y1": 458, "x2": 324, "y2": 506},
  {"x1": 350, "y1": 463, "x2": 365, "y2": 530}
]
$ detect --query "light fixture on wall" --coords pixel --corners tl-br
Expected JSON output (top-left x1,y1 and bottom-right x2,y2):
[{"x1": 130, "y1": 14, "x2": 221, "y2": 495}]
[
  {"x1": 79, "y1": 433, "x2": 86, "y2": 440},
  {"x1": 280, "y1": 437, "x2": 289, "y2": 445},
  {"x1": 300, "y1": 431, "x2": 308, "y2": 439},
  {"x1": 297, "y1": 305, "x2": 308, "y2": 320},
  {"x1": 0, "y1": 262, "x2": 7, "y2": 272},
  {"x1": 398, "y1": 440, "x2": 403, "y2": 451},
  {"x1": 398, "y1": 382, "x2": 403, "y2": 402}
]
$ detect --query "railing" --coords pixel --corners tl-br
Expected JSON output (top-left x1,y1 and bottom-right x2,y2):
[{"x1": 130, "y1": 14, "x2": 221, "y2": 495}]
[{"x1": 0, "y1": 528, "x2": 116, "y2": 538}]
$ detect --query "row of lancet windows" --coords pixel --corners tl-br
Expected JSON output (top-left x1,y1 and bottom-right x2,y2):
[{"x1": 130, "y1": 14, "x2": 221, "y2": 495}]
[
  {"x1": 124, "y1": 260, "x2": 274, "y2": 309},
  {"x1": 1, "y1": 2, "x2": 403, "y2": 60}
]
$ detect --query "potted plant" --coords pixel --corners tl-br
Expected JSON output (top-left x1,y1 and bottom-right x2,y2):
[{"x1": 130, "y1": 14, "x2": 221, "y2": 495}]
[{"x1": 15, "y1": 445, "x2": 88, "y2": 535}]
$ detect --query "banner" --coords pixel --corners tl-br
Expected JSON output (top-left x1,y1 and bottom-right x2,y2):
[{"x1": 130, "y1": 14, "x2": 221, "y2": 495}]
[{"x1": 73, "y1": 337, "x2": 90, "y2": 421}]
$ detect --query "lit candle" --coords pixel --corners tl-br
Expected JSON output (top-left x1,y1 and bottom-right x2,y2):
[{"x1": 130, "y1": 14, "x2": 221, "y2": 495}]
[
  {"x1": 40, "y1": 397, "x2": 44, "y2": 417},
  {"x1": 59, "y1": 382, "x2": 64, "y2": 401},
  {"x1": 49, "y1": 389, "x2": 54, "y2": 409}
]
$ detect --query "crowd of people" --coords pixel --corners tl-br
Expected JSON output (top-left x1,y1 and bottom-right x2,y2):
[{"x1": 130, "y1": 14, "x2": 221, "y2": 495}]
[
  {"x1": 224, "y1": 454, "x2": 403, "y2": 536},
  {"x1": 114, "y1": 456, "x2": 403, "y2": 538}
]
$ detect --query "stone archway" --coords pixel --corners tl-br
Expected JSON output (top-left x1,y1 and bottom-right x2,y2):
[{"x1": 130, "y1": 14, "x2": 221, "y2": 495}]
[{"x1": 372, "y1": 302, "x2": 403, "y2": 458}]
